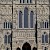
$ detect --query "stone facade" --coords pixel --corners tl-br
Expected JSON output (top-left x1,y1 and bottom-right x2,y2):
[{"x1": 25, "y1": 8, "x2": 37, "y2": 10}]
[{"x1": 0, "y1": 0, "x2": 50, "y2": 50}]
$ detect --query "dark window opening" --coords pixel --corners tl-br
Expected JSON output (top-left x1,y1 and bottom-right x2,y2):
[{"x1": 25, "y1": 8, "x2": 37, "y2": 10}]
[
  {"x1": 22, "y1": 42, "x2": 31, "y2": 50},
  {"x1": 20, "y1": 0, "x2": 21, "y2": 3},
  {"x1": 42, "y1": 35, "x2": 44, "y2": 43},
  {"x1": 33, "y1": 47, "x2": 37, "y2": 50},
  {"x1": 24, "y1": 7, "x2": 28, "y2": 28},
  {"x1": 16, "y1": 47, "x2": 21, "y2": 50},
  {"x1": 8, "y1": 35, "x2": 11, "y2": 43},
  {"x1": 30, "y1": 11, "x2": 33, "y2": 28},
  {"x1": 27, "y1": 0, "x2": 29, "y2": 3},
  {"x1": 7, "y1": 48, "x2": 9, "y2": 50},
  {"x1": 4, "y1": 35, "x2": 7, "y2": 44},
  {"x1": 19, "y1": 11, "x2": 22, "y2": 28}
]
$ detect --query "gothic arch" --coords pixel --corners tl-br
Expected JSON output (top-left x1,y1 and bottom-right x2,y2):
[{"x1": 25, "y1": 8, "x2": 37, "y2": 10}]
[
  {"x1": 22, "y1": 42, "x2": 31, "y2": 50},
  {"x1": 42, "y1": 32, "x2": 48, "y2": 43},
  {"x1": 21, "y1": 40, "x2": 31, "y2": 47}
]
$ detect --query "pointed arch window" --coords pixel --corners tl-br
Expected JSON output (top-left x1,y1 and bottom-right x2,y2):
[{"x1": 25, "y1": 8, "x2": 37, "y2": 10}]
[
  {"x1": 4, "y1": 35, "x2": 7, "y2": 44},
  {"x1": 42, "y1": 32, "x2": 48, "y2": 43},
  {"x1": 19, "y1": 11, "x2": 22, "y2": 28},
  {"x1": 30, "y1": 11, "x2": 33, "y2": 28},
  {"x1": 4, "y1": 34, "x2": 11, "y2": 44},
  {"x1": 24, "y1": 7, "x2": 28, "y2": 28}
]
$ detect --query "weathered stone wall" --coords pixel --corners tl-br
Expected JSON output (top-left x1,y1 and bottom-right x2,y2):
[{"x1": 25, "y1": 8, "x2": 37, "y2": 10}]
[{"x1": 0, "y1": 0, "x2": 49, "y2": 50}]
